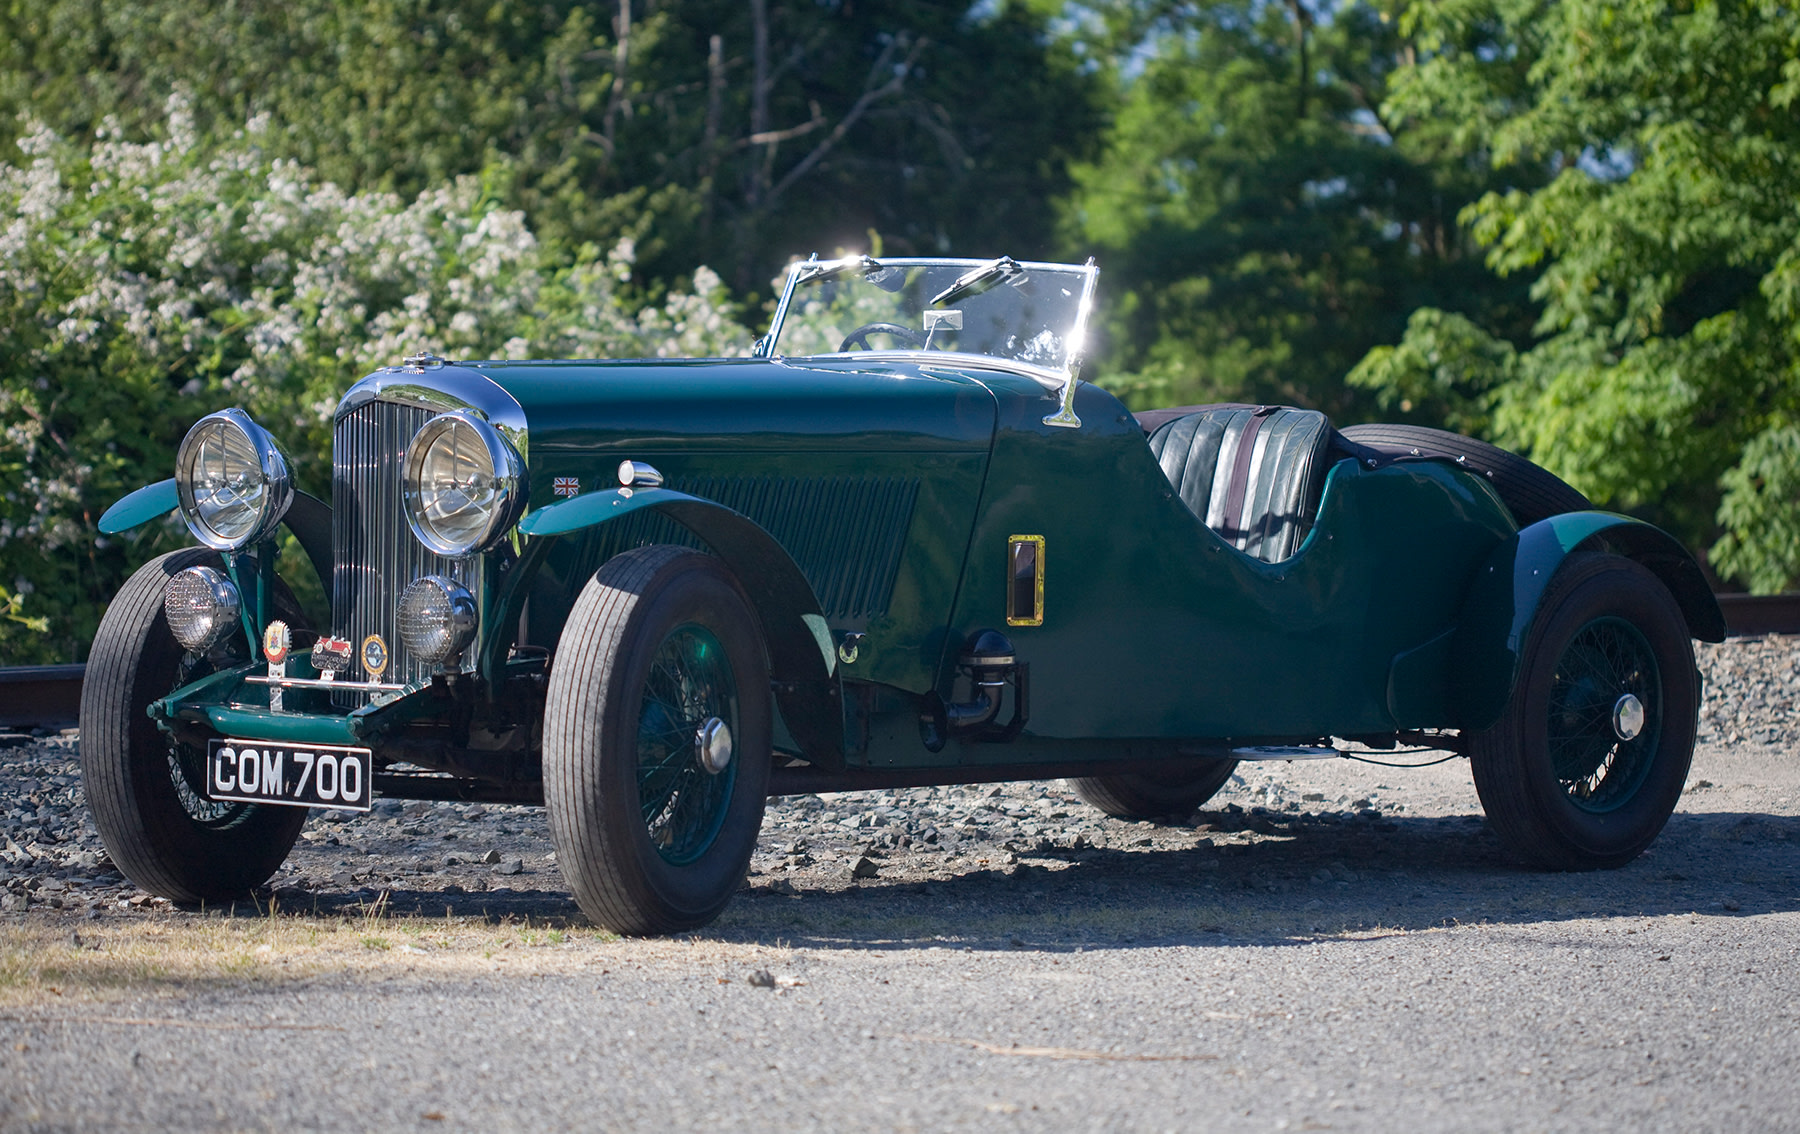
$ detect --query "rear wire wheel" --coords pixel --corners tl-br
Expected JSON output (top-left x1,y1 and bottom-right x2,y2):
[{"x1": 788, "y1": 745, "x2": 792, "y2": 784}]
[
  {"x1": 544, "y1": 546, "x2": 772, "y2": 935},
  {"x1": 80, "y1": 547, "x2": 309, "y2": 903},
  {"x1": 1469, "y1": 552, "x2": 1698, "y2": 869}
]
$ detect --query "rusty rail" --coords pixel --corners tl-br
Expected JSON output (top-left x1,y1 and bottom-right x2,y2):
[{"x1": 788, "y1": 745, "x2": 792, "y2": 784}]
[
  {"x1": 0, "y1": 664, "x2": 85, "y2": 732},
  {"x1": 1712, "y1": 593, "x2": 1800, "y2": 638}
]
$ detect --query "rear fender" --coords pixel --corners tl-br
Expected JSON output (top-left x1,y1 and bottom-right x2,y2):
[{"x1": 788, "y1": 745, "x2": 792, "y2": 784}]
[
  {"x1": 1453, "y1": 512, "x2": 1724, "y2": 730},
  {"x1": 511, "y1": 487, "x2": 845, "y2": 770},
  {"x1": 98, "y1": 479, "x2": 333, "y2": 597}
]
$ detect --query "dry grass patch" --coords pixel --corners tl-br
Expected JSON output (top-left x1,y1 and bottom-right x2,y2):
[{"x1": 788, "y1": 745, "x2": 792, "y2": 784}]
[{"x1": 0, "y1": 907, "x2": 624, "y2": 1004}]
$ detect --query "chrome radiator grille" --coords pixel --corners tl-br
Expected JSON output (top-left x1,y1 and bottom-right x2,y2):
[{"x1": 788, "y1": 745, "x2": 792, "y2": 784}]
[{"x1": 331, "y1": 400, "x2": 480, "y2": 694}]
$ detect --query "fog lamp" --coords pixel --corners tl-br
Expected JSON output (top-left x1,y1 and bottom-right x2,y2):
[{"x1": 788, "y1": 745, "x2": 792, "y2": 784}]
[
  {"x1": 396, "y1": 576, "x2": 477, "y2": 667},
  {"x1": 162, "y1": 566, "x2": 242, "y2": 653}
]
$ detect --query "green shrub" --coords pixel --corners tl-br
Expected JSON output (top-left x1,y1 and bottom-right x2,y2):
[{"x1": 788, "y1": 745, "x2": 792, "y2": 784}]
[{"x1": 0, "y1": 100, "x2": 751, "y2": 662}]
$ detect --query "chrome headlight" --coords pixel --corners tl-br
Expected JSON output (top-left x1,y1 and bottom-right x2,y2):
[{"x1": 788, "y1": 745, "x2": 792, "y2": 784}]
[
  {"x1": 174, "y1": 409, "x2": 293, "y2": 551},
  {"x1": 401, "y1": 410, "x2": 525, "y2": 557},
  {"x1": 397, "y1": 576, "x2": 478, "y2": 666},
  {"x1": 162, "y1": 566, "x2": 242, "y2": 653}
]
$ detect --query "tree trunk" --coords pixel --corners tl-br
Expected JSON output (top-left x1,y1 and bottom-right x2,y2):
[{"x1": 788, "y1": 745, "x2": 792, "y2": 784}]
[{"x1": 749, "y1": 0, "x2": 771, "y2": 207}]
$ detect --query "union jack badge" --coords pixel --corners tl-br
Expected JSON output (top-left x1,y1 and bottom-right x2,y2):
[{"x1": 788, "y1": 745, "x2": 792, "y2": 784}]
[{"x1": 553, "y1": 476, "x2": 581, "y2": 497}]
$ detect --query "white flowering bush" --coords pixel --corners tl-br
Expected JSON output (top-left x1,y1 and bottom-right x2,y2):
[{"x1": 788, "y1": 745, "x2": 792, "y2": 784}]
[{"x1": 0, "y1": 100, "x2": 752, "y2": 662}]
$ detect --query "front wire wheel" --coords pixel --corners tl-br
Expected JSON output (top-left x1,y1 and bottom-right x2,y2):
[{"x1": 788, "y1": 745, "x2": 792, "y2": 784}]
[
  {"x1": 80, "y1": 548, "x2": 308, "y2": 902},
  {"x1": 1469, "y1": 553, "x2": 1699, "y2": 870},
  {"x1": 637, "y1": 624, "x2": 739, "y2": 865},
  {"x1": 165, "y1": 739, "x2": 243, "y2": 826},
  {"x1": 544, "y1": 546, "x2": 772, "y2": 935}
]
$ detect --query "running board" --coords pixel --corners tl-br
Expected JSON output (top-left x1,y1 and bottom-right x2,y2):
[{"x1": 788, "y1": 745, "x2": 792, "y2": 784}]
[{"x1": 1230, "y1": 745, "x2": 1340, "y2": 761}]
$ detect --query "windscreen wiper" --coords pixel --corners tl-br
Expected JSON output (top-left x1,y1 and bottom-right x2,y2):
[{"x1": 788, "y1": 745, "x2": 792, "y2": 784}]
[
  {"x1": 796, "y1": 254, "x2": 885, "y2": 286},
  {"x1": 929, "y1": 256, "x2": 1026, "y2": 307}
]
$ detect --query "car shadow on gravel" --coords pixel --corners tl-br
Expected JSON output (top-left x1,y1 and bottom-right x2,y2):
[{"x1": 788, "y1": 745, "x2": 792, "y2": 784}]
[
  {"x1": 75, "y1": 810, "x2": 1800, "y2": 952},
  {"x1": 699, "y1": 809, "x2": 1800, "y2": 951}
]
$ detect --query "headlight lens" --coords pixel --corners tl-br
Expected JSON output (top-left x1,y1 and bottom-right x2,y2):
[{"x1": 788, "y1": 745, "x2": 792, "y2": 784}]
[
  {"x1": 174, "y1": 409, "x2": 294, "y2": 550},
  {"x1": 401, "y1": 410, "x2": 525, "y2": 557},
  {"x1": 397, "y1": 576, "x2": 478, "y2": 666},
  {"x1": 162, "y1": 566, "x2": 242, "y2": 653}
]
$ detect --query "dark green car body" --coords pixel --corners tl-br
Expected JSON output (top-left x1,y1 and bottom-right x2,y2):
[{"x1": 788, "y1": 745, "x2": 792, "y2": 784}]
[
  {"x1": 102, "y1": 352, "x2": 1723, "y2": 796},
  {"x1": 86, "y1": 253, "x2": 1730, "y2": 928}
]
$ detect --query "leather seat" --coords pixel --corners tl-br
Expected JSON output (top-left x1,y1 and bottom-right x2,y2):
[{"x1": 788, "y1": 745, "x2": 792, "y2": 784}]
[{"x1": 1145, "y1": 405, "x2": 1334, "y2": 563}]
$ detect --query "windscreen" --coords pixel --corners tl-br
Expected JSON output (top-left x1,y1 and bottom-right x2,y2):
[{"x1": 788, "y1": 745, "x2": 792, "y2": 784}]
[{"x1": 767, "y1": 258, "x2": 1096, "y2": 375}]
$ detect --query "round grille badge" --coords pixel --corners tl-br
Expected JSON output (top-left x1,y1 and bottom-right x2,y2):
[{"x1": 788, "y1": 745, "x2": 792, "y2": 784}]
[
  {"x1": 361, "y1": 634, "x2": 390, "y2": 679},
  {"x1": 262, "y1": 620, "x2": 291, "y2": 665}
]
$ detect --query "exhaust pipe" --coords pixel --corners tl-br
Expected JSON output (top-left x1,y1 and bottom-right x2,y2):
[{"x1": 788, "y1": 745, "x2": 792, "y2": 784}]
[{"x1": 919, "y1": 630, "x2": 1029, "y2": 751}]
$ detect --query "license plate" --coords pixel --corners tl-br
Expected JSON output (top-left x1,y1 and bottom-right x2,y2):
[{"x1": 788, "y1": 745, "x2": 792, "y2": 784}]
[{"x1": 206, "y1": 740, "x2": 373, "y2": 811}]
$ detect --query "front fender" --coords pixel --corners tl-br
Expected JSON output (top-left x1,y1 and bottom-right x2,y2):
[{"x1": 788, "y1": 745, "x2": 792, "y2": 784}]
[
  {"x1": 515, "y1": 487, "x2": 845, "y2": 770},
  {"x1": 97, "y1": 479, "x2": 333, "y2": 594},
  {"x1": 98, "y1": 478, "x2": 180, "y2": 535},
  {"x1": 1453, "y1": 511, "x2": 1724, "y2": 730}
]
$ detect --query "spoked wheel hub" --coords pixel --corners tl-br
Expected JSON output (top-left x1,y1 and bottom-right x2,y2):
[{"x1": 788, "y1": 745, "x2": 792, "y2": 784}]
[
  {"x1": 636, "y1": 624, "x2": 739, "y2": 866},
  {"x1": 1546, "y1": 615, "x2": 1662, "y2": 814}
]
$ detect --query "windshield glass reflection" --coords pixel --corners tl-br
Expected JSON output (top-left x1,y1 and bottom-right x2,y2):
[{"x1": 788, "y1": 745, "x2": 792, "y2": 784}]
[{"x1": 766, "y1": 257, "x2": 1097, "y2": 375}]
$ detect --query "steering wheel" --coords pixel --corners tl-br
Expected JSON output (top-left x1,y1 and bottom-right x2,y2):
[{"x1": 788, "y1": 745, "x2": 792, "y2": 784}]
[{"x1": 839, "y1": 322, "x2": 925, "y2": 352}]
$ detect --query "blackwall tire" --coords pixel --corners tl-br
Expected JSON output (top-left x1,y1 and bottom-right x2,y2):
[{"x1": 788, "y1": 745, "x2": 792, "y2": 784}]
[
  {"x1": 543, "y1": 546, "x2": 772, "y2": 935},
  {"x1": 1339, "y1": 423, "x2": 1590, "y2": 527},
  {"x1": 1468, "y1": 553, "x2": 1699, "y2": 870},
  {"x1": 79, "y1": 548, "x2": 308, "y2": 903},
  {"x1": 1070, "y1": 758, "x2": 1239, "y2": 821}
]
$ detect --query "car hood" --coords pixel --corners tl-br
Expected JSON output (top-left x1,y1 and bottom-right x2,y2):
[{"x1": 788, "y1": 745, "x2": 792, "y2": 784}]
[{"x1": 465, "y1": 356, "x2": 1000, "y2": 456}]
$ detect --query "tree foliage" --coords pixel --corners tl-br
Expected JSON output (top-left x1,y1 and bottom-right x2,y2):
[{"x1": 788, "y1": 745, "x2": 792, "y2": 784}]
[
  {"x1": 0, "y1": 105, "x2": 745, "y2": 662},
  {"x1": 1059, "y1": 0, "x2": 1539, "y2": 414},
  {"x1": 0, "y1": 0, "x2": 1099, "y2": 294},
  {"x1": 1354, "y1": 0, "x2": 1800, "y2": 590},
  {"x1": 0, "y1": 0, "x2": 1100, "y2": 662},
  {"x1": 6, "y1": 0, "x2": 1800, "y2": 668}
]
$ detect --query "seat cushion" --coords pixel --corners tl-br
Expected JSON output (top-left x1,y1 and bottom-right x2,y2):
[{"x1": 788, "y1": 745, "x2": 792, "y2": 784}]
[{"x1": 1147, "y1": 405, "x2": 1334, "y2": 562}]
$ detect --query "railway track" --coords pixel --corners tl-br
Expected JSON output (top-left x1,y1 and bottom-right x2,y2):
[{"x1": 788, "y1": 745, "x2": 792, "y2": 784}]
[
  {"x1": 0, "y1": 664, "x2": 85, "y2": 733},
  {"x1": 3, "y1": 595, "x2": 1797, "y2": 733},
  {"x1": 1712, "y1": 592, "x2": 1800, "y2": 637}
]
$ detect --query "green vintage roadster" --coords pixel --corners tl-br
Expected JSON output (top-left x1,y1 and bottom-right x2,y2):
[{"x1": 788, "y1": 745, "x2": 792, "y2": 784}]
[{"x1": 86, "y1": 254, "x2": 1724, "y2": 933}]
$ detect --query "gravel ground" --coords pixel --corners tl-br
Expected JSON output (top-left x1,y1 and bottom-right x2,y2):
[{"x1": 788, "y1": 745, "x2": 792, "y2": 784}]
[
  {"x1": 4, "y1": 635, "x2": 1795, "y2": 922},
  {"x1": 0, "y1": 636, "x2": 1796, "y2": 1130}
]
